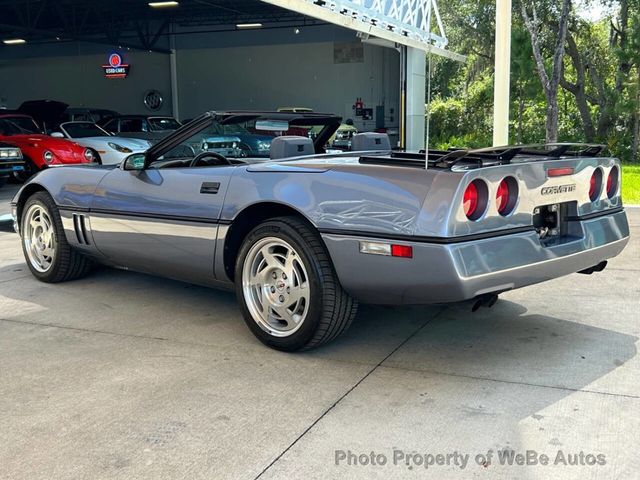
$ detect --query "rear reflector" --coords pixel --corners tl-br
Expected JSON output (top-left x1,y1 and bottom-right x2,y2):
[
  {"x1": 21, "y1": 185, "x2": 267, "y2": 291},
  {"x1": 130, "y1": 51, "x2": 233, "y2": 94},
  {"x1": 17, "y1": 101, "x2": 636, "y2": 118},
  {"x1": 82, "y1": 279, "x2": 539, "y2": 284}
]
[
  {"x1": 359, "y1": 241, "x2": 413, "y2": 258},
  {"x1": 391, "y1": 244, "x2": 413, "y2": 258},
  {"x1": 547, "y1": 167, "x2": 574, "y2": 177}
]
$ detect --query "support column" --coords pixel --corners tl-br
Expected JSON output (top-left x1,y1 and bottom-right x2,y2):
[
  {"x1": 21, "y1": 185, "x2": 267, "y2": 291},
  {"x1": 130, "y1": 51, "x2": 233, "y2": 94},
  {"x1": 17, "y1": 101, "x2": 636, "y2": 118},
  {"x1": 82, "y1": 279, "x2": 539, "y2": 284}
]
[
  {"x1": 169, "y1": 27, "x2": 180, "y2": 120},
  {"x1": 401, "y1": 46, "x2": 426, "y2": 151},
  {"x1": 493, "y1": 0, "x2": 512, "y2": 146}
]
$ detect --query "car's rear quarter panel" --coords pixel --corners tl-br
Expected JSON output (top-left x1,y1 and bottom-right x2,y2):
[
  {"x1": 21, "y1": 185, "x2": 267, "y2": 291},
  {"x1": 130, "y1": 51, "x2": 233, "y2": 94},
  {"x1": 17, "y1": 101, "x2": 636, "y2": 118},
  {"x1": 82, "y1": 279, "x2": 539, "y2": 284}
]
[{"x1": 220, "y1": 156, "x2": 629, "y2": 304}]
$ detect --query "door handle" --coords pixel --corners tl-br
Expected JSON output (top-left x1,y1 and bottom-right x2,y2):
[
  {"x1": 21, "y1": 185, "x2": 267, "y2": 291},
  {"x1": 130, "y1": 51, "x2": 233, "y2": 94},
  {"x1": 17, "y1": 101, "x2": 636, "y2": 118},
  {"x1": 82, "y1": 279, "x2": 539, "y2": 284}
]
[{"x1": 200, "y1": 182, "x2": 220, "y2": 194}]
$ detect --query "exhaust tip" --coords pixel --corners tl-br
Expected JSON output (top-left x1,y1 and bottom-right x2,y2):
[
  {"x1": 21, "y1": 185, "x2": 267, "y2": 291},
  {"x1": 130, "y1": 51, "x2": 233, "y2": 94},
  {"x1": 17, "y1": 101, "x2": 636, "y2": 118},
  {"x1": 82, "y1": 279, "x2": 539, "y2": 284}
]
[
  {"x1": 578, "y1": 261, "x2": 608, "y2": 275},
  {"x1": 472, "y1": 293, "x2": 499, "y2": 312}
]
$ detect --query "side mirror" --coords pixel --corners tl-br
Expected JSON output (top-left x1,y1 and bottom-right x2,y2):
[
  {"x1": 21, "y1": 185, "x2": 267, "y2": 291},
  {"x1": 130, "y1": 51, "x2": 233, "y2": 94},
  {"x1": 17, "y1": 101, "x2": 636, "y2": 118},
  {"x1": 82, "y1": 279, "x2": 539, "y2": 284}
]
[
  {"x1": 123, "y1": 153, "x2": 146, "y2": 171},
  {"x1": 51, "y1": 132, "x2": 64, "y2": 138}
]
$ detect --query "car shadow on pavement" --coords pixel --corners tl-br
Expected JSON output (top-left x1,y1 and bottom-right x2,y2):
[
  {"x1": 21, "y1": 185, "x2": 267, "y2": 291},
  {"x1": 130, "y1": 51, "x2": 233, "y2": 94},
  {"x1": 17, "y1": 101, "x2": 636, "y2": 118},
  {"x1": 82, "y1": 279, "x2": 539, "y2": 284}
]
[
  {"x1": 315, "y1": 298, "x2": 638, "y2": 396},
  {"x1": 2, "y1": 262, "x2": 637, "y2": 405}
]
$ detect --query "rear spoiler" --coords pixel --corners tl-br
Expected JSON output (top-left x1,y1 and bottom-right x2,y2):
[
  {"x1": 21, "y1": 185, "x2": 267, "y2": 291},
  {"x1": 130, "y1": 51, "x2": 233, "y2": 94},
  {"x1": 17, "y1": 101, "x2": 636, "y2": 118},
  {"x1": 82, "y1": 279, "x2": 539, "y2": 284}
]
[{"x1": 360, "y1": 143, "x2": 607, "y2": 170}]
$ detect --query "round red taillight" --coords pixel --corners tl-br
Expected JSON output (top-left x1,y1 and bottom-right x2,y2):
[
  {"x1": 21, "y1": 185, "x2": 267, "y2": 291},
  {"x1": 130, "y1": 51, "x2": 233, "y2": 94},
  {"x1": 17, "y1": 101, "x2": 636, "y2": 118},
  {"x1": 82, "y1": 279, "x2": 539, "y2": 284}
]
[
  {"x1": 463, "y1": 182, "x2": 478, "y2": 218},
  {"x1": 606, "y1": 167, "x2": 619, "y2": 198},
  {"x1": 589, "y1": 169, "x2": 603, "y2": 202},
  {"x1": 496, "y1": 180, "x2": 508, "y2": 212},
  {"x1": 463, "y1": 180, "x2": 487, "y2": 220},
  {"x1": 496, "y1": 177, "x2": 519, "y2": 216}
]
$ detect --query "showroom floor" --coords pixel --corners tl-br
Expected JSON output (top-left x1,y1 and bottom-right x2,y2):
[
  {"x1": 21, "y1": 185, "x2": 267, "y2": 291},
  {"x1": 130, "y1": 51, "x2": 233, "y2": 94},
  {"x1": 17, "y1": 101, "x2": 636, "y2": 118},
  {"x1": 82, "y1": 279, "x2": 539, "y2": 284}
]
[{"x1": 0, "y1": 188, "x2": 638, "y2": 480}]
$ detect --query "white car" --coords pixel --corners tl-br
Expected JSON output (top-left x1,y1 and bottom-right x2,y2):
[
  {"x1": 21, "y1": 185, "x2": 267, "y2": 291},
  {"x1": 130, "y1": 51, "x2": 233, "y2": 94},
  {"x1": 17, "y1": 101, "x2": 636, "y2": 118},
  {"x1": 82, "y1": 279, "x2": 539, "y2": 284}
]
[{"x1": 52, "y1": 122, "x2": 151, "y2": 165}]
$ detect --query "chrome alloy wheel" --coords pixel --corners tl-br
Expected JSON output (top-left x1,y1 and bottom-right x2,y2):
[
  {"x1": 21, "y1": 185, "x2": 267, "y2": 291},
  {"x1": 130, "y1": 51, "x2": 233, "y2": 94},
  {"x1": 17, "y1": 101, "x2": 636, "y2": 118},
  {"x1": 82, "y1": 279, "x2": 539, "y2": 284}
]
[
  {"x1": 23, "y1": 204, "x2": 56, "y2": 273},
  {"x1": 242, "y1": 237, "x2": 311, "y2": 337}
]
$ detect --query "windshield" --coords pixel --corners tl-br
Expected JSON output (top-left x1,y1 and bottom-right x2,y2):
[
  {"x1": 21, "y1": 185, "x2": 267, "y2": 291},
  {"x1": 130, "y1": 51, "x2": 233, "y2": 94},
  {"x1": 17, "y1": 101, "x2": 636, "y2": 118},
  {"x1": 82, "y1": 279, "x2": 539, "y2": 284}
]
[
  {"x1": 0, "y1": 118, "x2": 35, "y2": 136},
  {"x1": 217, "y1": 123, "x2": 251, "y2": 135},
  {"x1": 62, "y1": 122, "x2": 109, "y2": 138},
  {"x1": 149, "y1": 117, "x2": 181, "y2": 131},
  {"x1": 0, "y1": 116, "x2": 40, "y2": 134},
  {"x1": 152, "y1": 114, "x2": 342, "y2": 164},
  {"x1": 160, "y1": 122, "x2": 258, "y2": 160}
]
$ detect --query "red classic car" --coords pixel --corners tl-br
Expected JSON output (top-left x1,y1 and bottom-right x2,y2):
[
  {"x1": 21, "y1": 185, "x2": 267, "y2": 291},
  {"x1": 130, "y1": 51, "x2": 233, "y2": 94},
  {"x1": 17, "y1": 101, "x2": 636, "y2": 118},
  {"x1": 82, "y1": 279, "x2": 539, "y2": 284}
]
[{"x1": 0, "y1": 113, "x2": 95, "y2": 181}]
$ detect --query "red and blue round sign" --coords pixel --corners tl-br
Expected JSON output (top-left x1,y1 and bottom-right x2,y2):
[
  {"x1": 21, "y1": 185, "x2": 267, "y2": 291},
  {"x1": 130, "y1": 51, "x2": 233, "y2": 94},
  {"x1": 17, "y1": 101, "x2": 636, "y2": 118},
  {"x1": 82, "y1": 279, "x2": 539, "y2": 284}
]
[
  {"x1": 102, "y1": 52, "x2": 130, "y2": 78},
  {"x1": 108, "y1": 53, "x2": 123, "y2": 68}
]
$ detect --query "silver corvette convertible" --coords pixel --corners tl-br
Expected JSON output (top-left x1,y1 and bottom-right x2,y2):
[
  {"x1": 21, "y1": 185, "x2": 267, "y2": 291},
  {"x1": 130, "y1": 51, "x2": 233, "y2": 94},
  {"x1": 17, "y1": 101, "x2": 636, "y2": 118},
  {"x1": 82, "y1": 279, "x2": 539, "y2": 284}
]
[{"x1": 11, "y1": 112, "x2": 630, "y2": 351}]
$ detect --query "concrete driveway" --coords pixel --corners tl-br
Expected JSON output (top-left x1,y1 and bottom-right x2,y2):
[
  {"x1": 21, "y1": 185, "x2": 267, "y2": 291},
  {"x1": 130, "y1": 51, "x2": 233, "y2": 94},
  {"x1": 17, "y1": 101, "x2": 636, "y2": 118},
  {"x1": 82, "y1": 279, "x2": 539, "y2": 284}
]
[{"x1": 0, "y1": 193, "x2": 638, "y2": 479}]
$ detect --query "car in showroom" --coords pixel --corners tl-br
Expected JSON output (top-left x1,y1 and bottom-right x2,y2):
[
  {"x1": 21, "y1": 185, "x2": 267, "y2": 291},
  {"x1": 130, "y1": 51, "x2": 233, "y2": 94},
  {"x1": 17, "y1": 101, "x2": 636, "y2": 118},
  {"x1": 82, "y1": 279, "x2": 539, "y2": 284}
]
[
  {"x1": 10, "y1": 112, "x2": 630, "y2": 351},
  {"x1": 99, "y1": 114, "x2": 182, "y2": 143},
  {"x1": 0, "y1": 142, "x2": 24, "y2": 187},
  {"x1": 309, "y1": 121, "x2": 358, "y2": 150},
  {"x1": 60, "y1": 107, "x2": 120, "y2": 125},
  {"x1": 330, "y1": 122, "x2": 358, "y2": 150},
  {"x1": 8, "y1": 99, "x2": 69, "y2": 133},
  {"x1": 52, "y1": 121, "x2": 151, "y2": 165},
  {"x1": 0, "y1": 113, "x2": 95, "y2": 181},
  {"x1": 204, "y1": 121, "x2": 274, "y2": 158}
]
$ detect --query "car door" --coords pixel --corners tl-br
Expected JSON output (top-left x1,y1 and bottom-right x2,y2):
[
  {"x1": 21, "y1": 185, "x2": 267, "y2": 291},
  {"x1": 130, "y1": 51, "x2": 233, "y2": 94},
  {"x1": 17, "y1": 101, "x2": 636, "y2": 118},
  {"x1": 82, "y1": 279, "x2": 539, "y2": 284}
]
[{"x1": 89, "y1": 164, "x2": 234, "y2": 286}]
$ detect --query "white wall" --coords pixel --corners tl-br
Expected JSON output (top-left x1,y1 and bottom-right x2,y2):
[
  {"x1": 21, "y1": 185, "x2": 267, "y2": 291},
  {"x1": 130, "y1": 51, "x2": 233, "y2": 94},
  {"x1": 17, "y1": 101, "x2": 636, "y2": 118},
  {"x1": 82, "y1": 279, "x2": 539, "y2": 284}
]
[
  {"x1": 176, "y1": 42, "x2": 399, "y2": 127},
  {"x1": 0, "y1": 52, "x2": 173, "y2": 115}
]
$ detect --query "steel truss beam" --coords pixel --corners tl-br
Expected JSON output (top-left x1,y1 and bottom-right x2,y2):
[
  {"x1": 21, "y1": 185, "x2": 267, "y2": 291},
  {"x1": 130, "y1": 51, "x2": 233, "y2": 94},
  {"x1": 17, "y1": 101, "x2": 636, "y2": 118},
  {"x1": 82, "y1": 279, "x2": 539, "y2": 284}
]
[{"x1": 260, "y1": 0, "x2": 464, "y2": 61}]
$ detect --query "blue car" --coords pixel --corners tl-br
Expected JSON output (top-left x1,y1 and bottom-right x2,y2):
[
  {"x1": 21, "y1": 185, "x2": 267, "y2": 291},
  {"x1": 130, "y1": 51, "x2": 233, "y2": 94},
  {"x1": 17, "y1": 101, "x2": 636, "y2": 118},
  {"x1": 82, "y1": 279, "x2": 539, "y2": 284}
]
[{"x1": 213, "y1": 122, "x2": 274, "y2": 158}]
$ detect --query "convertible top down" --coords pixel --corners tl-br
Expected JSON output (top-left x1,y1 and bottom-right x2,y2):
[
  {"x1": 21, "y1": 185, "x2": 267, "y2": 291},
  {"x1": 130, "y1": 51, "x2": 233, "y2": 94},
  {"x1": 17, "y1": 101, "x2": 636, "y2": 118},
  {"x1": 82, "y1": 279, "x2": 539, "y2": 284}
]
[{"x1": 11, "y1": 112, "x2": 630, "y2": 350}]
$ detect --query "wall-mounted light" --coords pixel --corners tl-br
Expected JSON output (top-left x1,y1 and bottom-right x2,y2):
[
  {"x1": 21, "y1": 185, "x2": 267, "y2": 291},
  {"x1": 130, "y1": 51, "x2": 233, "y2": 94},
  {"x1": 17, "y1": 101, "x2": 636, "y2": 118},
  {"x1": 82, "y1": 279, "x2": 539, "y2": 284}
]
[
  {"x1": 236, "y1": 23, "x2": 263, "y2": 29},
  {"x1": 3, "y1": 39, "x2": 26, "y2": 45},
  {"x1": 148, "y1": 1, "x2": 179, "y2": 8}
]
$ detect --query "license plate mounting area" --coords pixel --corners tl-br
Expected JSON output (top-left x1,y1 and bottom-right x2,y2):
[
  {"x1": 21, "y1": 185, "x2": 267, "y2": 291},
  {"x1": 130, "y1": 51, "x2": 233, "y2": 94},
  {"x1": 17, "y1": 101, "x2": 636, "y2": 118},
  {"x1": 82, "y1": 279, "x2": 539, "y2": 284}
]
[{"x1": 533, "y1": 202, "x2": 576, "y2": 240}]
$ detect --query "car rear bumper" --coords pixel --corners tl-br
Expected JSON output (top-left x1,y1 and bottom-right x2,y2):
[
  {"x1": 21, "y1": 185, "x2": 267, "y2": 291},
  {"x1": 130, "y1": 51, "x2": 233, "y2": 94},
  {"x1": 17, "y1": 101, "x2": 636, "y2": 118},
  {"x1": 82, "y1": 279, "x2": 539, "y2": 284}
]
[{"x1": 321, "y1": 209, "x2": 630, "y2": 305}]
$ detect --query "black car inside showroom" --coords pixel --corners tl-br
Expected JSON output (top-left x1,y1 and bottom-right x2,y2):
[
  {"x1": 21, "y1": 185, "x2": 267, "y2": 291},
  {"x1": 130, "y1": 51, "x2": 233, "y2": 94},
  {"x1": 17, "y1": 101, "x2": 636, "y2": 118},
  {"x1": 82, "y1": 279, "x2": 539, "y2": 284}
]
[{"x1": 0, "y1": 1, "x2": 638, "y2": 479}]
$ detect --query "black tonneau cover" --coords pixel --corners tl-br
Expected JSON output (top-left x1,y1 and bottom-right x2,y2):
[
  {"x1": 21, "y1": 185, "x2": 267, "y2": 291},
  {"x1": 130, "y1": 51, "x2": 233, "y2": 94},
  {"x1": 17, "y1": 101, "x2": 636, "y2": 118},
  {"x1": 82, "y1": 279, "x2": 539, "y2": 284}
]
[{"x1": 360, "y1": 143, "x2": 607, "y2": 170}]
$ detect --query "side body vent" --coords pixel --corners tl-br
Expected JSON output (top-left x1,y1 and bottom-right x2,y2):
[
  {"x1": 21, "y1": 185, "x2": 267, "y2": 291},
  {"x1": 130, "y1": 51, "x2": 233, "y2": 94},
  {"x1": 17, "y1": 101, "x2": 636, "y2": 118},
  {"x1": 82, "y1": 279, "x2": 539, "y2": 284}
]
[{"x1": 72, "y1": 214, "x2": 91, "y2": 245}]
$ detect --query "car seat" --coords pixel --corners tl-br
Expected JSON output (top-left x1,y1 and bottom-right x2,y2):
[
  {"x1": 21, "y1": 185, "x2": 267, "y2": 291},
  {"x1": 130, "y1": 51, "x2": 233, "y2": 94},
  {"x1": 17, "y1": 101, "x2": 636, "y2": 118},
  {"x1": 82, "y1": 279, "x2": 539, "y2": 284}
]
[
  {"x1": 351, "y1": 132, "x2": 391, "y2": 151},
  {"x1": 270, "y1": 136, "x2": 314, "y2": 160}
]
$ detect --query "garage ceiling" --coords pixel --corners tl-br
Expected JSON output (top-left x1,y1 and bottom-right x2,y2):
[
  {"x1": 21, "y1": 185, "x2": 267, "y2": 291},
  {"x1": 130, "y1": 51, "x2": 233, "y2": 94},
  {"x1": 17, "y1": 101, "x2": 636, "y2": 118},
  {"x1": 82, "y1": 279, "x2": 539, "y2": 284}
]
[
  {"x1": 0, "y1": 0, "x2": 311, "y2": 53},
  {"x1": 0, "y1": 0, "x2": 462, "y2": 60}
]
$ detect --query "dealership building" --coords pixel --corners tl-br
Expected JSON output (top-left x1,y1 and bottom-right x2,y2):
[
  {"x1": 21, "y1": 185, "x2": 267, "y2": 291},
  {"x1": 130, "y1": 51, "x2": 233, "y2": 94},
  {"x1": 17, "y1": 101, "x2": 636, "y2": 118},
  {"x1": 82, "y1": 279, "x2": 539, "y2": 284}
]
[{"x1": 0, "y1": 0, "x2": 463, "y2": 151}]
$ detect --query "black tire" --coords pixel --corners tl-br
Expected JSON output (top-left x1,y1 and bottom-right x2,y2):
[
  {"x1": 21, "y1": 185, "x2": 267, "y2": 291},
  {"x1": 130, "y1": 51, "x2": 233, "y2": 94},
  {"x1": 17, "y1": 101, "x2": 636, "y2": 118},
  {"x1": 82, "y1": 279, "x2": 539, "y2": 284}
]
[
  {"x1": 0, "y1": 176, "x2": 7, "y2": 188},
  {"x1": 13, "y1": 157, "x2": 38, "y2": 183},
  {"x1": 89, "y1": 149, "x2": 102, "y2": 165},
  {"x1": 20, "y1": 191, "x2": 93, "y2": 283},
  {"x1": 234, "y1": 216, "x2": 358, "y2": 351},
  {"x1": 237, "y1": 143, "x2": 251, "y2": 158}
]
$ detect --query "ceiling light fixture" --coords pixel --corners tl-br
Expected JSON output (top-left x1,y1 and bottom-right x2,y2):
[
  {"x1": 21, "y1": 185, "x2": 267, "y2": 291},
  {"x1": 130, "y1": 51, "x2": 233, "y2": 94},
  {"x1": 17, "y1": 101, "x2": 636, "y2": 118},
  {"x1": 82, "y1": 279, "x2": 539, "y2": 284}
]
[
  {"x1": 3, "y1": 38, "x2": 26, "y2": 45},
  {"x1": 236, "y1": 23, "x2": 263, "y2": 29},
  {"x1": 148, "y1": 1, "x2": 179, "y2": 8}
]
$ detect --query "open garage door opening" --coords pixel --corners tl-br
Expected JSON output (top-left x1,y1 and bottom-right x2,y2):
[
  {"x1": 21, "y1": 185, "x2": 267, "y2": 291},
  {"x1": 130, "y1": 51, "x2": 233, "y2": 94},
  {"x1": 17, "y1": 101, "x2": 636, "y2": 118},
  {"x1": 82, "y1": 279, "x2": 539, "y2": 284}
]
[{"x1": 0, "y1": 0, "x2": 461, "y2": 151}]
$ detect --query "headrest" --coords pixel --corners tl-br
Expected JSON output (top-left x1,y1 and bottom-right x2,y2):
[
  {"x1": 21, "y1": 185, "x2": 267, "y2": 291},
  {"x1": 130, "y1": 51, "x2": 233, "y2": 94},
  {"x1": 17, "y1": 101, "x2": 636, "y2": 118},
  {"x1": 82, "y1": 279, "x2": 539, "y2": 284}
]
[
  {"x1": 351, "y1": 132, "x2": 391, "y2": 151},
  {"x1": 270, "y1": 136, "x2": 314, "y2": 160}
]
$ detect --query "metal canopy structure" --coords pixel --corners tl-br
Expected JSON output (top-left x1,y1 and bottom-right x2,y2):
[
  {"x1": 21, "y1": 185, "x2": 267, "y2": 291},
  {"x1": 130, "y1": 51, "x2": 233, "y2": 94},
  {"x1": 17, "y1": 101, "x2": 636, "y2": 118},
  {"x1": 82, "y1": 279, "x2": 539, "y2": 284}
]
[
  {"x1": 0, "y1": 0, "x2": 312, "y2": 53},
  {"x1": 0, "y1": 0, "x2": 463, "y2": 61},
  {"x1": 260, "y1": 0, "x2": 464, "y2": 61}
]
